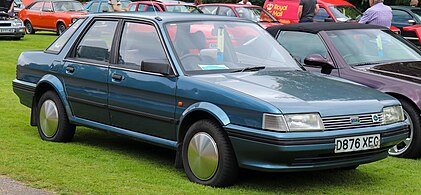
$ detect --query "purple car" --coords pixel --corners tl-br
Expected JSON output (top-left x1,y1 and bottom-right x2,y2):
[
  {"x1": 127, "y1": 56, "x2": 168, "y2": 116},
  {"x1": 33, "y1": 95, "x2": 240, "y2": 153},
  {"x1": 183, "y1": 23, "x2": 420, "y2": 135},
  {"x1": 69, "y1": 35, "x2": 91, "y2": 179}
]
[{"x1": 267, "y1": 23, "x2": 421, "y2": 158}]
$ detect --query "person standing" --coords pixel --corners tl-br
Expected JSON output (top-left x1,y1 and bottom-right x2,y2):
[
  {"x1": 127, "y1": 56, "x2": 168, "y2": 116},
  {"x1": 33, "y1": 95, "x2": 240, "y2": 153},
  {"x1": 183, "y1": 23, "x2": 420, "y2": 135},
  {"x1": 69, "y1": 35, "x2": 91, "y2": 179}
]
[
  {"x1": 1, "y1": 0, "x2": 14, "y2": 16},
  {"x1": 108, "y1": 0, "x2": 128, "y2": 12},
  {"x1": 298, "y1": 0, "x2": 319, "y2": 23},
  {"x1": 194, "y1": 0, "x2": 202, "y2": 5},
  {"x1": 358, "y1": 0, "x2": 392, "y2": 28},
  {"x1": 237, "y1": 0, "x2": 252, "y2": 5}
]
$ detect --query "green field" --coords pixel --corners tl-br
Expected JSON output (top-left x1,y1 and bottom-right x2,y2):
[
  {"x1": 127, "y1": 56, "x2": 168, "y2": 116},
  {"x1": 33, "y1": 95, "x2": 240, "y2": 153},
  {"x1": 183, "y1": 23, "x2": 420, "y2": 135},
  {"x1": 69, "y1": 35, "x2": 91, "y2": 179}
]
[{"x1": 1, "y1": 34, "x2": 421, "y2": 194}]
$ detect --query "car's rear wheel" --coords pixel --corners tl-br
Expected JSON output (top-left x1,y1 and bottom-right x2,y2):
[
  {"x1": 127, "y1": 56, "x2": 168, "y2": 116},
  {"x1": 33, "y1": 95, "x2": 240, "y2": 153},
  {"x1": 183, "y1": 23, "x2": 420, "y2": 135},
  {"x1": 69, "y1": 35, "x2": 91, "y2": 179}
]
[
  {"x1": 57, "y1": 23, "x2": 66, "y2": 35},
  {"x1": 182, "y1": 119, "x2": 238, "y2": 187},
  {"x1": 25, "y1": 21, "x2": 35, "y2": 34},
  {"x1": 388, "y1": 99, "x2": 421, "y2": 158},
  {"x1": 37, "y1": 91, "x2": 75, "y2": 142}
]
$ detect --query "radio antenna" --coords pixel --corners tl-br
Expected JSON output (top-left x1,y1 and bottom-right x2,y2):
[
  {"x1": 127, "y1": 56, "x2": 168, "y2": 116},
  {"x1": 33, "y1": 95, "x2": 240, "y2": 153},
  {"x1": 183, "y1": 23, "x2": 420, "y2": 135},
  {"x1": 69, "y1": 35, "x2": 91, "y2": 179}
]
[{"x1": 149, "y1": 0, "x2": 158, "y2": 17}]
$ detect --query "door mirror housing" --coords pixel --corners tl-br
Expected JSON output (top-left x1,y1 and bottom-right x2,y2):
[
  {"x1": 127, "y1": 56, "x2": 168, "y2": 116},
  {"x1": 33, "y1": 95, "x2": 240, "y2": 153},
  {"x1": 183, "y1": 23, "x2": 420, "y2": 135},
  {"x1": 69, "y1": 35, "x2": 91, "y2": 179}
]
[
  {"x1": 408, "y1": 19, "x2": 416, "y2": 25},
  {"x1": 141, "y1": 60, "x2": 174, "y2": 76},
  {"x1": 304, "y1": 54, "x2": 335, "y2": 74}
]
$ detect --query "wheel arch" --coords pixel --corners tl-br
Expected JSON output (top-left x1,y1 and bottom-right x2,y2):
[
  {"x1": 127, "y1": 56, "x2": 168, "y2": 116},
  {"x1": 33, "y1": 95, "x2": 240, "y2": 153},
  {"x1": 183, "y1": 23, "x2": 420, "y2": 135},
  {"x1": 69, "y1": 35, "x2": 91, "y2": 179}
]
[
  {"x1": 31, "y1": 75, "x2": 73, "y2": 126},
  {"x1": 56, "y1": 20, "x2": 66, "y2": 29}
]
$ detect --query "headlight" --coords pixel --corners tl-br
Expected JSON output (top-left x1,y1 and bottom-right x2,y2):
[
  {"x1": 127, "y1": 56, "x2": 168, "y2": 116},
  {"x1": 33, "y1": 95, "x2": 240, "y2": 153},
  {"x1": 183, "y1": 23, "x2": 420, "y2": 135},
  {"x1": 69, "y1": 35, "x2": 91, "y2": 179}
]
[
  {"x1": 12, "y1": 20, "x2": 23, "y2": 26},
  {"x1": 383, "y1": 106, "x2": 404, "y2": 125},
  {"x1": 263, "y1": 113, "x2": 324, "y2": 132}
]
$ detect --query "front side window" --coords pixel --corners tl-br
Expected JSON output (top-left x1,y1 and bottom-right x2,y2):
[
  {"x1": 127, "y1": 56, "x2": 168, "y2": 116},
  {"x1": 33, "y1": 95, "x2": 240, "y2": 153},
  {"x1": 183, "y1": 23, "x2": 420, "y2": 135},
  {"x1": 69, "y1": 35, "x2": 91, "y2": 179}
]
[
  {"x1": 327, "y1": 29, "x2": 421, "y2": 65},
  {"x1": 118, "y1": 22, "x2": 168, "y2": 70},
  {"x1": 234, "y1": 7, "x2": 277, "y2": 23},
  {"x1": 42, "y1": 1, "x2": 53, "y2": 11},
  {"x1": 392, "y1": 10, "x2": 413, "y2": 23},
  {"x1": 46, "y1": 18, "x2": 85, "y2": 53},
  {"x1": 165, "y1": 21, "x2": 299, "y2": 74},
  {"x1": 29, "y1": 2, "x2": 43, "y2": 11},
  {"x1": 329, "y1": 6, "x2": 362, "y2": 22},
  {"x1": 75, "y1": 20, "x2": 118, "y2": 63},
  {"x1": 277, "y1": 31, "x2": 328, "y2": 64}
]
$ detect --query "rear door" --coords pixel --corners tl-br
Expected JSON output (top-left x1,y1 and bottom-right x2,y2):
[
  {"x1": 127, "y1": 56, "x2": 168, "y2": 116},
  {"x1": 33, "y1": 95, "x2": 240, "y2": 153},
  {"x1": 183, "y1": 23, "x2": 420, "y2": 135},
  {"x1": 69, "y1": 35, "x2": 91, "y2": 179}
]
[
  {"x1": 108, "y1": 20, "x2": 177, "y2": 140},
  {"x1": 62, "y1": 19, "x2": 119, "y2": 124}
]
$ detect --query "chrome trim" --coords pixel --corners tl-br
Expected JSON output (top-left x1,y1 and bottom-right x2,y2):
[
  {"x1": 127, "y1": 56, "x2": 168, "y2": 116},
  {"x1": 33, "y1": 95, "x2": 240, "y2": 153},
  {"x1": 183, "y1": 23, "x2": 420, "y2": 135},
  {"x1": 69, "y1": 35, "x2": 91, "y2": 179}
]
[
  {"x1": 403, "y1": 37, "x2": 419, "y2": 41},
  {"x1": 109, "y1": 66, "x2": 172, "y2": 77},
  {"x1": 64, "y1": 59, "x2": 109, "y2": 68}
]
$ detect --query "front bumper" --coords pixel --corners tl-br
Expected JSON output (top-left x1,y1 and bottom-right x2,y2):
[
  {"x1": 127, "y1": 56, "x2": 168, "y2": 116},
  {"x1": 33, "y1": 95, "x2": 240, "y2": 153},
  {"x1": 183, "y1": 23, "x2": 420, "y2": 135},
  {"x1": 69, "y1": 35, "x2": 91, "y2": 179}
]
[
  {"x1": 226, "y1": 122, "x2": 408, "y2": 172},
  {"x1": 0, "y1": 27, "x2": 25, "y2": 38}
]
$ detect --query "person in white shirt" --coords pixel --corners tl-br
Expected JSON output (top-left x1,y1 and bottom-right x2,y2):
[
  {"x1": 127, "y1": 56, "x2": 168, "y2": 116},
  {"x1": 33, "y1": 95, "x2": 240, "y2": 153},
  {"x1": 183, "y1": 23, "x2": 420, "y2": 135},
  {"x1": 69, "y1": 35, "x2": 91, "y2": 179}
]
[{"x1": 237, "y1": 0, "x2": 252, "y2": 5}]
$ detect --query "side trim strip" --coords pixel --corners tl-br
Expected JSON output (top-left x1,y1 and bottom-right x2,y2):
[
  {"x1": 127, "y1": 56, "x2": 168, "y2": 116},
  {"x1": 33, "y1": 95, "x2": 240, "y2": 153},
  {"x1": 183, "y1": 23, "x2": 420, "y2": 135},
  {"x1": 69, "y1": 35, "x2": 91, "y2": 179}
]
[
  {"x1": 68, "y1": 96, "x2": 107, "y2": 108},
  {"x1": 109, "y1": 105, "x2": 178, "y2": 124}
]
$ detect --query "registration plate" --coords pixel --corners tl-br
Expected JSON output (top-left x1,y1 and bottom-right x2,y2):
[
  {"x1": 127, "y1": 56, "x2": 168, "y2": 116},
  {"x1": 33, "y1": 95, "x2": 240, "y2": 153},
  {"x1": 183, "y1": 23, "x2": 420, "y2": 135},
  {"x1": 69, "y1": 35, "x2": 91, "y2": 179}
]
[
  {"x1": 0, "y1": 29, "x2": 14, "y2": 33},
  {"x1": 335, "y1": 134, "x2": 380, "y2": 153}
]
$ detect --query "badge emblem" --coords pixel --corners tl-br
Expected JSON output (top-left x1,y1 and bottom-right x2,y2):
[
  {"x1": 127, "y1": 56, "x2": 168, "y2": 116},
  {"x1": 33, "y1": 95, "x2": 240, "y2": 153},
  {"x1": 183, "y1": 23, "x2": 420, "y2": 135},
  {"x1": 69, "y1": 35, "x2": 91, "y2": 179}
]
[{"x1": 350, "y1": 116, "x2": 360, "y2": 124}]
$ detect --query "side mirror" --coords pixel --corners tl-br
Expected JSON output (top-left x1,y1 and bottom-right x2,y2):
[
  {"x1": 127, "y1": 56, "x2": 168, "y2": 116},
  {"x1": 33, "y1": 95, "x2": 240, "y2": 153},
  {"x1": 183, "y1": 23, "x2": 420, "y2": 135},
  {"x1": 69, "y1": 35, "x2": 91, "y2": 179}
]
[
  {"x1": 304, "y1": 54, "x2": 334, "y2": 74},
  {"x1": 141, "y1": 60, "x2": 174, "y2": 76},
  {"x1": 324, "y1": 18, "x2": 334, "y2": 22},
  {"x1": 408, "y1": 19, "x2": 416, "y2": 25}
]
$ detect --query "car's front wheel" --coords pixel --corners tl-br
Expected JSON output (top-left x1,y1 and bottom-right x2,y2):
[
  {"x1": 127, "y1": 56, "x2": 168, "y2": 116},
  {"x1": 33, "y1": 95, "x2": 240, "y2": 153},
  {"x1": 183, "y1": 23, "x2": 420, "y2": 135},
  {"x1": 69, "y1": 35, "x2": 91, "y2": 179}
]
[
  {"x1": 182, "y1": 119, "x2": 238, "y2": 187},
  {"x1": 25, "y1": 21, "x2": 35, "y2": 34},
  {"x1": 37, "y1": 91, "x2": 75, "y2": 142},
  {"x1": 388, "y1": 99, "x2": 421, "y2": 158}
]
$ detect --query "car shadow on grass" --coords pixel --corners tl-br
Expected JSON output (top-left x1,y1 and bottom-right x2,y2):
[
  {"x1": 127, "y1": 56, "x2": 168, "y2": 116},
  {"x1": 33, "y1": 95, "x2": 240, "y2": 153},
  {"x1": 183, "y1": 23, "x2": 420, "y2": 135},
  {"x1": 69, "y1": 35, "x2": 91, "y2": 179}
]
[{"x1": 71, "y1": 127, "x2": 378, "y2": 192}]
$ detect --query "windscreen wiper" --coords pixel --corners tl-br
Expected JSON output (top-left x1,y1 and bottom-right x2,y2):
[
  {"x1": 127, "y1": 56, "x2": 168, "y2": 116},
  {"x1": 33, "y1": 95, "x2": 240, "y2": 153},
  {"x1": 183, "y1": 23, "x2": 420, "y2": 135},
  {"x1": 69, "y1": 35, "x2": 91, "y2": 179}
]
[
  {"x1": 231, "y1": 66, "x2": 266, "y2": 73},
  {"x1": 352, "y1": 62, "x2": 380, "y2": 66}
]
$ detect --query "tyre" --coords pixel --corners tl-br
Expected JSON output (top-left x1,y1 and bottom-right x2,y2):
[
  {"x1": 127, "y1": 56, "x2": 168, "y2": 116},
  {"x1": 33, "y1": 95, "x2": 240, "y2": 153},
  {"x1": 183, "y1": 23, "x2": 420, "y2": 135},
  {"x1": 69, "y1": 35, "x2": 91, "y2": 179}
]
[
  {"x1": 182, "y1": 119, "x2": 238, "y2": 187},
  {"x1": 388, "y1": 99, "x2": 421, "y2": 158},
  {"x1": 339, "y1": 165, "x2": 359, "y2": 170},
  {"x1": 25, "y1": 21, "x2": 35, "y2": 34},
  {"x1": 37, "y1": 91, "x2": 75, "y2": 142},
  {"x1": 57, "y1": 23, "x2": 66, "y2": 35}
]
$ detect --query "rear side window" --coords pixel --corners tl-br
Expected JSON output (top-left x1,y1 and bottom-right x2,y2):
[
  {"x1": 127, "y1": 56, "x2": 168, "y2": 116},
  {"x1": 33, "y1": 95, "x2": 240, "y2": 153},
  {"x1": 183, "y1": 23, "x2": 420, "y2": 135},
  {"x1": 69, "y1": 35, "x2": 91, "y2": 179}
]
[
  {"x1": 277, "y1": 31, "x2": 328, "y2": 64},
  {"x1": 313, "y1": 8, "x2": 329, "y2": 22},
  {"x1": 74, "y1": 20, "x2": 118, "y2": 63},
  {"x1": 46, "y1": 18, "x2": 85, "y2": 54},
  {"x1": 117, "y1": 22, "x2": 168, "y2": 70},
  {"x1": 392, "y1": 10, "x2": 413, "y2": 23}
]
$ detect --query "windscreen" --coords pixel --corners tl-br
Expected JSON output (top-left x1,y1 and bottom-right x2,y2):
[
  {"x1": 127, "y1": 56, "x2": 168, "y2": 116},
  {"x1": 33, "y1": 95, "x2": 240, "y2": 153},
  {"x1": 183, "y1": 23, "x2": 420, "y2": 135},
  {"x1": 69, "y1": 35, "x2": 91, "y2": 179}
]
[
  {"x1": 165, "y1": 21, "x2": 299, "y2": 75},
  {"x1": 327, "y1": 29, "x2": 421, "y2": 65}
]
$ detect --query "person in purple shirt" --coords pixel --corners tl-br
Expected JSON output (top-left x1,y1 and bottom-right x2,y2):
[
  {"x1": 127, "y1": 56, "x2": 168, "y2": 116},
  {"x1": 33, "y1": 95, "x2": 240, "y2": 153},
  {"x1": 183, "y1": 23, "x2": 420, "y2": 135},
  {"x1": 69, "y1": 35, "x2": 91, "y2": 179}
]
[{"x1": 359, "y1": 0, "x2": 392, "y2": 27}]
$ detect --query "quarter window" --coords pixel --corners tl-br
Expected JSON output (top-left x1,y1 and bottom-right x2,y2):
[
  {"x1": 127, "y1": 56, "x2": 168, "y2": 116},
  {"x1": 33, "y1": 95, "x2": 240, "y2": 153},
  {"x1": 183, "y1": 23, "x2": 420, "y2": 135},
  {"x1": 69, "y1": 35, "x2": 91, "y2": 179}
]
[
  {"x1": 277, "y1": 31, "x2": 329, "y2": 64},
  {"x1": 75, "y1": 20, "x2": 118, "y2": 63},
  {"x1": 118, "y1": 22, "x2": 168, "y2": 70}
]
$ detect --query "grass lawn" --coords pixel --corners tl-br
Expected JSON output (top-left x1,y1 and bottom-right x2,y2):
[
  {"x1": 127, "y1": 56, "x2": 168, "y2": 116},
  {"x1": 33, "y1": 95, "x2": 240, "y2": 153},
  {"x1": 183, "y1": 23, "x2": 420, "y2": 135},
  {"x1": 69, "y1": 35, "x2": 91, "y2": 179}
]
[{"x1": 1, "y1": 33, "x2": 421, "y2": 194}]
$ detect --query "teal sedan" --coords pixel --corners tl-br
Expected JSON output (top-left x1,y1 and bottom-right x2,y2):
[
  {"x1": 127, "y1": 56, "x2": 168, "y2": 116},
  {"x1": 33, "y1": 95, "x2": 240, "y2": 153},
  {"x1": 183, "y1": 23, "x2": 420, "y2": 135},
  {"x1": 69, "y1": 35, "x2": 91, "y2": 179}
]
[{"x1": 13, "y1": 13, "x2": 408, "y2": 187}]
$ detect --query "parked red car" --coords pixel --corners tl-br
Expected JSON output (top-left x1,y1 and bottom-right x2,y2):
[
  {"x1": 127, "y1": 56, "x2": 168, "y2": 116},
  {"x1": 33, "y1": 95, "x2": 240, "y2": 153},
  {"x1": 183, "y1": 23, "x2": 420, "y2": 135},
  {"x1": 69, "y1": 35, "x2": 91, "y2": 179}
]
[
  {"x1": 198, "y1": 4, "x2": 281, "y2": 29},
  {"x1": 18, "y1": 0, "x2": 88, "y2": 35},
  {"x1": 127, "y1": 1, "x2": 202, "y2": 13}
]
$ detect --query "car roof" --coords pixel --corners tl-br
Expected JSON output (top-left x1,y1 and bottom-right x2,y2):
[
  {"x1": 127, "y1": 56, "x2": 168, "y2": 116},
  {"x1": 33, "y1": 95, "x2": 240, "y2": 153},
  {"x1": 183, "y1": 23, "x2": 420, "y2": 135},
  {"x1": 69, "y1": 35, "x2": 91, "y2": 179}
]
[
  {"x1": 88, "y1": 0, "x2": 129, "y2": 2},
  {"x1": 33, "y1": 0, "x2": 78, "y2": 2},
  {"x1": 266, "y1": 23, "x2": 388, "y2": 35},
  {"x1": 198, "y1": 3, "x2": 261, "y2": 8},
  {"x1": 132, "y1": 1, "x2": 191, "y2": 5},
  {"x1": 391, "y1": 5, "x2": 421, "y2": 10},
  {"x1": 89, "y1": 12, "x2": 253, "y2": 23}
]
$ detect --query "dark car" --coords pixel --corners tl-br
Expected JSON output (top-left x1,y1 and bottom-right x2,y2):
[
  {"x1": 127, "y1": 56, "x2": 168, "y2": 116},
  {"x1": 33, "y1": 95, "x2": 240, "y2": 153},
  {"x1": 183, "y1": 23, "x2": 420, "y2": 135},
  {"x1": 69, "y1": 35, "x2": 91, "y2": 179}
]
[
  {"x1": 391, "y1": 6, "x2": 421, "y2": 46},
  {"x1": 13, "y1": 13, "x2": 408, "y2": 186},
  {"x1": 268, "y1": 23, "x2": 420, "y2": 158},
  {"x1": 85, "y1": 0, "x2": 131, "y2": 13}
]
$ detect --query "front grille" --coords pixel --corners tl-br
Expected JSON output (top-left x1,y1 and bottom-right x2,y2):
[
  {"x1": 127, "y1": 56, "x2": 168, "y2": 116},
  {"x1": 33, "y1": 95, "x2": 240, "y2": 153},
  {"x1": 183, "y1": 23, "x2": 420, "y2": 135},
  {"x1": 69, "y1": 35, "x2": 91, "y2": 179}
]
[
  {"x1": 322, "y1": 113, "x2": 383, "y2": 131},
  {"x1": 0, "y1": 23, "x2": 11, "y2": 27}
]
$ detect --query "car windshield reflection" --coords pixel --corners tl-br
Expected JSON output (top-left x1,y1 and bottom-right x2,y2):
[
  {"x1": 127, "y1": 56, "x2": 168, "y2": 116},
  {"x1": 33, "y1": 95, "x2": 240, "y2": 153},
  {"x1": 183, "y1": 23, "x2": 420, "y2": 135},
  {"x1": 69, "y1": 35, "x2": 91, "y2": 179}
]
[{"x1": 165, "y1": 21, "x2": 298, "y2": 74}]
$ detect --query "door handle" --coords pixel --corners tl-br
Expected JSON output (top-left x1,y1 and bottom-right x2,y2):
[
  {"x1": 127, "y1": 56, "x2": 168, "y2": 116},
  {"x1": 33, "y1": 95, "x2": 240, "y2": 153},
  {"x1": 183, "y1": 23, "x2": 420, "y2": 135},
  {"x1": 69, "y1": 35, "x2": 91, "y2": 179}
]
[
  {"x1": 66, "y1": 66, "x2": 75, "y2": 73},
  {"x1": 112, "y1": 73, "x2": 123, "y2": 81}
]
